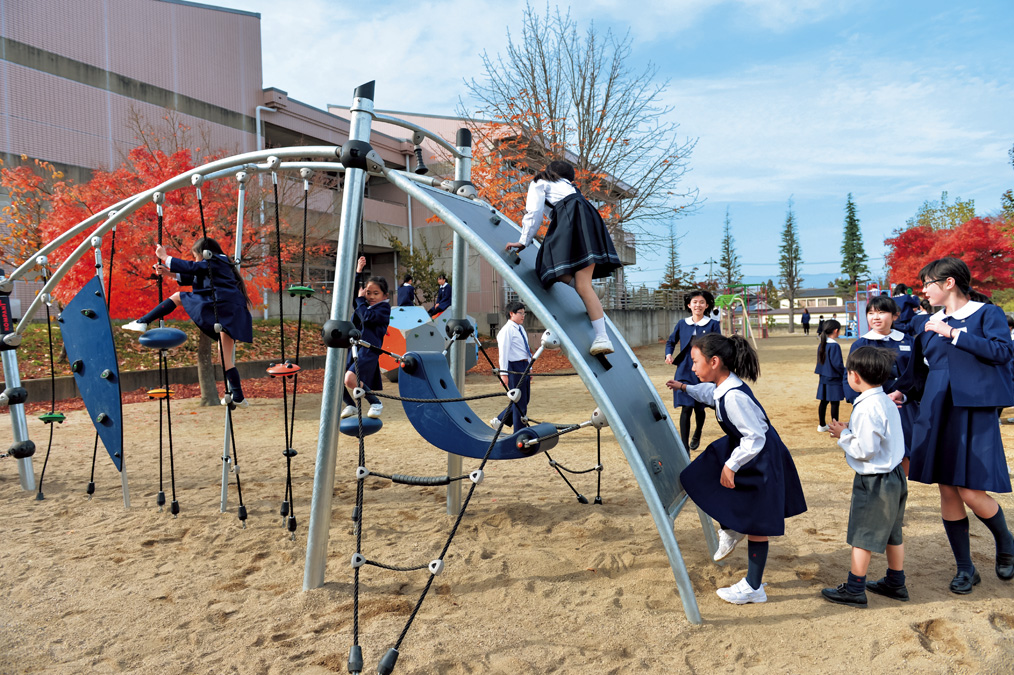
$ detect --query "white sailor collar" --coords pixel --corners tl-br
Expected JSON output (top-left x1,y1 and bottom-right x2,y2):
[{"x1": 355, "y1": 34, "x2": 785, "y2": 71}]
[
  {"x1": 685, "y1": 316, "x2": 712, "y2": 326},
  {"x1": 934, "y1": 300, "x2": 984, "y2": 322},
  {"x1": 861, "y1": 329, "x2": 905, "y2": 341},
  {"x1": 826, "y1": 338, "x2": 838, "y2": 344},
  {"x1": 714, "y1": 373, "x2": 744, "y2": 398}
]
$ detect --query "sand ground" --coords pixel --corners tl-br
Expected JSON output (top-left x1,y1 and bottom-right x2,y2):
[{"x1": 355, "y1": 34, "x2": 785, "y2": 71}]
[{"x1": 2, "y1": 335, "x2": 1014, "y2": 674}]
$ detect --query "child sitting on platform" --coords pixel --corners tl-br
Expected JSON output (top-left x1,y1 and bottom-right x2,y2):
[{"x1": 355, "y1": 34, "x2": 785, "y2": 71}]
[
  {"x1": 124, "y1": 238, "x2": 253, "y2": 406},
  {"x1": 341, "y1": 256, "x2": 391, "y2": 419}
]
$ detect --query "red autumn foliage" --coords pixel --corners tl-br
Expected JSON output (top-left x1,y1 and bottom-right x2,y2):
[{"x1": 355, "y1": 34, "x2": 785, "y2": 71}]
[{"x1": 885, "y1": 216, "x2": 1014, "y2": 294}]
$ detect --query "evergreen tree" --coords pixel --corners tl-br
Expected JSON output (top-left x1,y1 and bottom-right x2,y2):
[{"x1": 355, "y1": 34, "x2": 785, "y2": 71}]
[
  {"x1": 718, "y1": 207, "x2": 741, "y2": 291},
  {"x1": 837, "y1": 193, "x2": 869, "y2": 297},
  {"x1": 659, "y1": 224, "x2": 682, "y2": 290},
  {"x1": 778, "y1": 198, "x2": 804, "y2": 333}
]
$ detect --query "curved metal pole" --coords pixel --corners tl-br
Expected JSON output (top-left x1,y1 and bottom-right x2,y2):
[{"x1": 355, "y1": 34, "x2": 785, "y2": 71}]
[{"x1": 372, "y1": 112, "x2": 462, "y2": 159}]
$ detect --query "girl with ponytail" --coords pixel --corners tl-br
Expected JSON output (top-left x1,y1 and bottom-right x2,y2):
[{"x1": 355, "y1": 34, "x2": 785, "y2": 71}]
[
  {"x1": 667, "y1": 333, "x2": 807, "y2": 605},
  {"x1": 894, "y1": 257, "x2": 1014, "y2": 592},
  {"x1": 815, "y1": 319, "x2": 844, "y2": 432}
]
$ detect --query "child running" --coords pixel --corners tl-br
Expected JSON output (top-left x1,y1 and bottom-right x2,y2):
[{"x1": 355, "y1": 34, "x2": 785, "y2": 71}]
[
  {"x1": 815, "y1": 319, "x2": 845, "y2": 432},
  {"x1": 843, "y1": 296, "x2": 918, "y2": 474},
  {"x1": 894, "y1": 257, "x2": 1014, "y2": 592},
  {"x1": 341, "y1": 257, "x2": 391, "y2": 419},
  {"x1": 824, "y1": 346, "x2": 909, "y2": 607},
  {"x1": 665, "y1": 290, "x2": 721, "y2": 450},
  {"x1": 667, "y1": 333, "x2": 807, "y2": 605},
  {"x1": 124, "y1": 238, "x2": 253, "y2": 406},
  {"x1": 505, "y1": 160, "x2": 622, "y2": 356}
]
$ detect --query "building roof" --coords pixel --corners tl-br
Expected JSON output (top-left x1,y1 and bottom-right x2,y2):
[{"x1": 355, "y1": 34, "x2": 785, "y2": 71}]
[{"x1": 794, "y1": 288, "x2": 842, "y2": 299}]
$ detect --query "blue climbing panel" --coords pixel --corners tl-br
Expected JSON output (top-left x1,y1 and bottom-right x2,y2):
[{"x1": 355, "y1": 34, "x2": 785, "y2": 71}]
[
  {"x1": 61, "y1": 277, "x2": 124, "y2": 471},
  {"x1": 398, "y1": 351, "x2": 559, "y2": 460}
]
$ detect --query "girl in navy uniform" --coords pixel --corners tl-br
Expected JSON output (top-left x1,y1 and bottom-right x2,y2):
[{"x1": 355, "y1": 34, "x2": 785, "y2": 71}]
[
  {"x1": 894, "y1": 258, "x2": 1014, "y2": 592},
  {"x1": 667, "y1": 333, "x2": 807, "y2": 604},
  {"x1": 815, "y1": 319, "x2": 845, "y2": 432},
  {"x1": 341, "y1": 257, "x2": 391, "y2": 419},
  {"x1": 505, "y1": 160, "x2": 622, "y2": 356},
  {"x1": 665, "y1": 290, "x2": 721, "y2": 450},
  {"x1": 125, "y1": 238, "x2": 253, "y2": 406},
  {"x1": 843, "y1": 296, "x2": 917, "y2": 474}
]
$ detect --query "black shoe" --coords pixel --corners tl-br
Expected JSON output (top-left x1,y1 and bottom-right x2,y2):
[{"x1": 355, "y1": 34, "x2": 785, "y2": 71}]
[
  {"x1": 997, "y1": 552, "x2": 1014, "y2": 581},
  {"x1": 949, "y1": 568, "x2": 981, "y2": 594},
  {"x1": 866, "y1": 578, "x2": 910, "y2": 602},
  {"x1": 689, "y1": 433, "x2": 701, "y2": 451},
  {"x1": 821, "y1": 583, "x2": 868, "y2": 608}
]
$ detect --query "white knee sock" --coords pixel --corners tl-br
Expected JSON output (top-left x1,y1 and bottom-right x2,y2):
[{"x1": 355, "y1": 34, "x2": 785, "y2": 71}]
[{"x1": 591, "y1": 317, "x2": 608, "y2": 340}]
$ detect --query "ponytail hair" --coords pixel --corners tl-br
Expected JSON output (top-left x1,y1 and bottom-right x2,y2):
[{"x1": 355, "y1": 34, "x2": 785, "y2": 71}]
[
  {"x1": 192, "y1": 237, "x2": 252, "y2": 308},
  {"x1": 817, "y1": 319, "x2": 841, "y2": 364},
  {"x1": 693, "y1": 333, "x2": 760, "y2": 382},
  {"x1": 534, "y1": 159, "x2": 575, "y2": 183}
]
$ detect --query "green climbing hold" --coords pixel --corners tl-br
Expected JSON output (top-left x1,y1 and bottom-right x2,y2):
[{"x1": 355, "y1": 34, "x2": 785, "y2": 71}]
[{"x1": 287, "y1": 285, "x2": 315, "y2": 298}]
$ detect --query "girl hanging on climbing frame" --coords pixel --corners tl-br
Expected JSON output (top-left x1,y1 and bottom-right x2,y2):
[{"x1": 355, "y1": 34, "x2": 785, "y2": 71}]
[
  {"x1": 123, "y1": 237, "x2": 254, "y2": 406},
  {"x1": 340, "y1": 256, "x2": 391, "y2": 420},
  {"x1": 505, "y1": 159, "x2": 622, "y2": 356},
  {"x1": 667, "y1": 333, "x2": 807, "y2": 605},
  {"x1": 665, "y1": 289, "x2": 721, "y2": 451}
]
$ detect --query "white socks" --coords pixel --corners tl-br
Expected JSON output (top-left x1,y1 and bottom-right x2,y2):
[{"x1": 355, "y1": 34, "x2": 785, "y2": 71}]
[{"x1": 591, "y1": 317, "x2": 607, "y2": 340}]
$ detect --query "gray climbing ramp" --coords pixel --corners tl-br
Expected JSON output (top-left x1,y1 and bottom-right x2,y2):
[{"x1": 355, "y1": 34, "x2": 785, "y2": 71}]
[{"x1": 386, "y1": 171, "x2": 718, "y2": 624}]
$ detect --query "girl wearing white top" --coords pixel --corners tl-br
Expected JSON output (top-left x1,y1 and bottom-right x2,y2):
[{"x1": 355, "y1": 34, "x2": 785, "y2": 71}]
[{"x1": 506, "y1": 160, "x2": 621, "y2": 356}]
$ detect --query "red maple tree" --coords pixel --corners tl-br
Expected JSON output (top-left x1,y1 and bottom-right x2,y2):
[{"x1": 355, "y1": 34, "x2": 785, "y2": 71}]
[{"x1": 885, "y1": 216, "x2": 1014, "y2": 295}]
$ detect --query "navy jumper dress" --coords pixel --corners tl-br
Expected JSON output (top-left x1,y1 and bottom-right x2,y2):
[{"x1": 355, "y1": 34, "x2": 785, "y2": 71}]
[
  {"x1": 346, "y1": 298, "x2": 392, "y2": 391},
  {"x1": 680, "y1": 380, "x2": 807, "y2": 536},
  {"x1": 896, "y1": 302, "x2": 1014, "y2": 492},
  {"x1": 815, "y1": 341, "x2": 845, "y2": 401},
  {"x1": 169, "y1": 254, "x2": 252, "y2": 343},
  {"x1": 666, "y1": 317, "x2": 721, "y2": 408}
]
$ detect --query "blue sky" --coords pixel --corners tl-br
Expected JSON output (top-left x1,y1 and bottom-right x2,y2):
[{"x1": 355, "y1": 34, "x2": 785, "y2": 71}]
[{"x1": 209, "y1": 0, "x2": 1014, "y2": 288}]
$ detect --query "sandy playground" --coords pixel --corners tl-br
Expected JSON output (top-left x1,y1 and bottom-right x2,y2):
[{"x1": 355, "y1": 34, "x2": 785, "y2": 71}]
[{"x1": 1, "y1": 334, "x2": 1013, "y2": 674}]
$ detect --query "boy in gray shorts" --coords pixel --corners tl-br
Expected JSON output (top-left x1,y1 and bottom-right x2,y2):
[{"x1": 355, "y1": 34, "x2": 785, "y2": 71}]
[{"x1": 824, "y1": 346, "x2": 909, "y2": 607}]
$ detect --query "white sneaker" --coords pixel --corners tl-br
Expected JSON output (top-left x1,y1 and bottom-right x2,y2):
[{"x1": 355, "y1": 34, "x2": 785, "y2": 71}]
[
  {"x1": 122, "y1": 320, "x2": 148, "y2": 332},
  {"x1": 590, "y1": 336, "x2": 614, "y2": 355},
  {"x1": 340, "y1": 405, "x2": 356, "y2": 419},
  {"x1": 713, "y1": 528, "x2": 745, "y2": 562},
  {"x1": 367, "y1": 402, "x2": 383, "y2": 419},
  {"x1": 817, "y1": 424, "x2": 830, "y2": 433},
  {"x1": 716, "y1": 578, "x2": 767, "y2": 605},
  {"x1": 489, "y1": 417, "x2": 502, "y2": 428}
]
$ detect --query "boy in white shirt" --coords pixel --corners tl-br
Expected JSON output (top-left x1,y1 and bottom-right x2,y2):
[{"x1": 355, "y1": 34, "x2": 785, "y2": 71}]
[
  {"x1": 491, "y1": 301, "x2": 533, "y2": 430},
  {"x1": 824, "y1": 346, "x2": 909, "y2": 607}
]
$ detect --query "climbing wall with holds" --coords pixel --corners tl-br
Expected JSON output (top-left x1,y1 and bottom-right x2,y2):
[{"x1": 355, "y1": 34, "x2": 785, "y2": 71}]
[{"x1": 61, "y1": 277, "x2": 124, "y2": 471}]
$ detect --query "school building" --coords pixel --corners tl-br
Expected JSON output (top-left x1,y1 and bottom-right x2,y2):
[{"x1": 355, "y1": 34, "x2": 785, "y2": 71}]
[{"x1": 0, "y1": 0, "x2": 638, "y2": 326}]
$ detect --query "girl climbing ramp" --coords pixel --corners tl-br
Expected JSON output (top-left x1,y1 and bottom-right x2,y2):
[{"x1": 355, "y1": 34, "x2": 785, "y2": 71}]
[
  {"x1": 505, "y1": 159, "x2": 622, "y2": 356},
  {"x1": 123, "y1": 238, "x2": 254, "y2": 406}
]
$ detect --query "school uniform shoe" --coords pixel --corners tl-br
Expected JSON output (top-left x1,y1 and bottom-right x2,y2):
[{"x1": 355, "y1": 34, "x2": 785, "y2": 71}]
[
  {"x1": 817, "y1": 424, "x2": 830, "y2": 433},
  {"x1": 713, "y1": 529, "x2": 745, "y2": 561},
  {"x1": 367, "y1": 402, "x2": 383, "y2": 419},
  {"x1": 820, "y1": 583, "x2": 868, "y2": 608},
  {"x1": 716, "y1": 578, "x2": 767, "y2": 605},
  {"x1": 949, "y1": 568, "x2": 981, "y2": 594},
  {"x1": 689, "y1": 432, "x2": 702, "y2": 451},
  {"x1": 340, "y1": 405, "x2": 357, "y2": 419},
  {"x1": 220, "y1": 396, "x2": 249, "y2": 408},
  {"x1": 590, "y1": 336, "x2": 614, "y2": 355},
  {"x1": 489, "y1": 417, "x2": 503, "y2": 428},
  {"x1": 996, "y1": 552, "x2": 1014, "y2": 580},
  {"x1": 121, "y1": 320, "x2": 148, "y2": 332},
  {"x1": 865, "y1": 578, "x2": 910, "y2": 601}
]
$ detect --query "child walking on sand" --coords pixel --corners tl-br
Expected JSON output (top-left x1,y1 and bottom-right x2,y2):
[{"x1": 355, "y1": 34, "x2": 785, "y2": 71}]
[
  {"x1": 667, "y1": 333, "x2": 807, "y2": 604},
  {"x1": 824, "y1": 346, "x2": 909, "y2": 607},
  {"x1": 124, "y1": 238, "x2": 253, "y2": 406},
  {"x1": 815, "y1": 319, "x2": 844, "y2": 432},
  {"x1": 665, "y1": 290, "x2": 721, "y2": 450},
  {"x1": 505, "y1": 160, "x2": 622, "y2": 356}
]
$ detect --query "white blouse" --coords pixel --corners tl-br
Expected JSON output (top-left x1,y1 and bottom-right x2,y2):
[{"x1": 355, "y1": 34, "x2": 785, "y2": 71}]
[{"x1": 519, "y1": 179, "x2": 577, "y2": 247}]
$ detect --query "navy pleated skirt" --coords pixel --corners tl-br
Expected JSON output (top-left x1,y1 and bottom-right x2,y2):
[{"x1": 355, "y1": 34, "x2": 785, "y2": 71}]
[{"x1": 535, "y1": 193, "x2": 621, "y2": 285}]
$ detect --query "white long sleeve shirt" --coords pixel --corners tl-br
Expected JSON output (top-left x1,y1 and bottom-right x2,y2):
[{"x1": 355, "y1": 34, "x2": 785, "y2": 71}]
[
  {"x1": 684, "y1": 374, "x2": 768, "y2": 472},
  {"x1": 836, "y1": 386, "x2": 905, "y2": 475},
  {"x1": 519, "y1": 179, "x2": 577, "y2": 247},
  {"x1": 497, "y1": 320, "x2": 532, "y2": 370}
]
